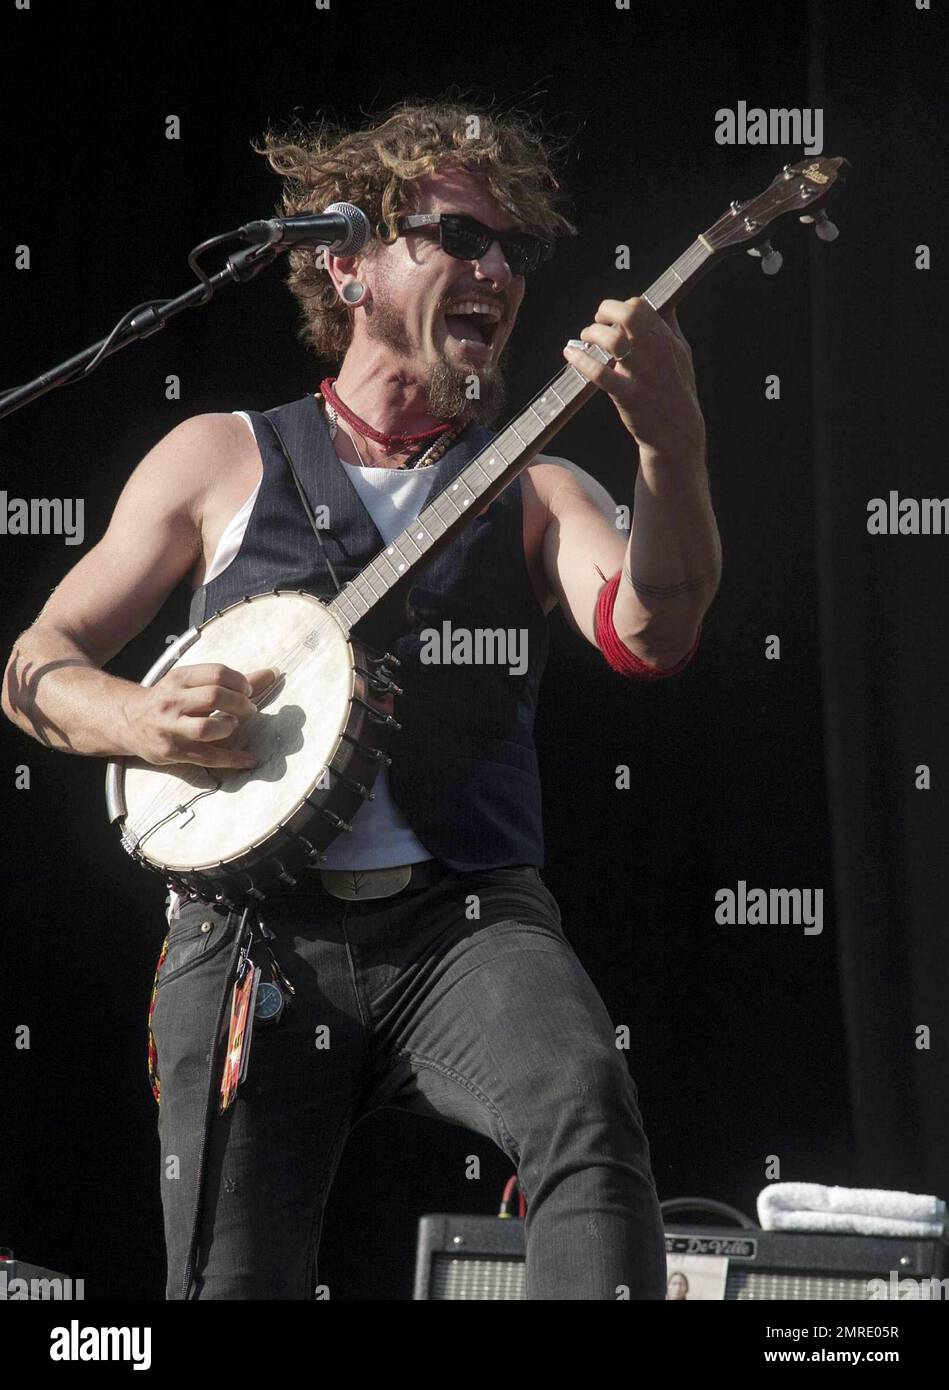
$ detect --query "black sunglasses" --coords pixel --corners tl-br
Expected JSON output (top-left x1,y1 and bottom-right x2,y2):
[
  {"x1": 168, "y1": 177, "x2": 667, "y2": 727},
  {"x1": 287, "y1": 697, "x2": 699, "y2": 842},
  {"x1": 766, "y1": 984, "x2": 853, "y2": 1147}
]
[{"x1": 387, "y1": 213, "x2": 554, "y2": 277}]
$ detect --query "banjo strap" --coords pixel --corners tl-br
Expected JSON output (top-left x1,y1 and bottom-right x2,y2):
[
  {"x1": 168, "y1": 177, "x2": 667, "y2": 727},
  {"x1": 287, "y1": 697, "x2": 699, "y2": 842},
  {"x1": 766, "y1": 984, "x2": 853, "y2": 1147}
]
[{"x1": 259, "y1": 413, "x2": 345, "y2": 597}]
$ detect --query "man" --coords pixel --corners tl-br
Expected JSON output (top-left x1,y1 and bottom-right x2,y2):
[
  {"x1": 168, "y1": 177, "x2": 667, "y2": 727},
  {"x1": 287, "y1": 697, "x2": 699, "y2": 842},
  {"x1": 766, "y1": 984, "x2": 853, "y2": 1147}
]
[{"x1": 2, "y1": 101, "x2": 721, "y2": 1299}]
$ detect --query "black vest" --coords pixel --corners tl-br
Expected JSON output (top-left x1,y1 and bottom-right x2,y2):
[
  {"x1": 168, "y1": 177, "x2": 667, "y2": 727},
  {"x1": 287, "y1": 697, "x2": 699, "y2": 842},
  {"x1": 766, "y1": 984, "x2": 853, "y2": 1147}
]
[{"x1": 188, "y1": 394, "x2": 550, "y2": 871}]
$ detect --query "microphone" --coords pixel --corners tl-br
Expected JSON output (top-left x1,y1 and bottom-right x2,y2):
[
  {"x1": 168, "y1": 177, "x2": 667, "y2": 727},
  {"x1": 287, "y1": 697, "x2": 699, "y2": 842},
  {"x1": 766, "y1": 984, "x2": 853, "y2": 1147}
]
[{"x1": 237, "y1": 202, "x2": 371, "y2": 255}]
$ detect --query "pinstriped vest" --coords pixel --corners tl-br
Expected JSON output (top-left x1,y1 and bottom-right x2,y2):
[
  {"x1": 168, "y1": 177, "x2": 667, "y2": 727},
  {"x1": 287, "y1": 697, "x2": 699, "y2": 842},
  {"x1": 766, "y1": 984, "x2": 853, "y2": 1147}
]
[{"x1": 188, "y1": 394, "x2": 550, "y2": 872}]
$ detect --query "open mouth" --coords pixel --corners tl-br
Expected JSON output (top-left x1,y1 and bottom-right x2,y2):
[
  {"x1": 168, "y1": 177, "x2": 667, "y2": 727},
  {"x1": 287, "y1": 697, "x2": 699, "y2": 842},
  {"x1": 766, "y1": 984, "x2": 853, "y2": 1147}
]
[{"x1": 442, "y1": 300, "x2": 503, "y2": 351}]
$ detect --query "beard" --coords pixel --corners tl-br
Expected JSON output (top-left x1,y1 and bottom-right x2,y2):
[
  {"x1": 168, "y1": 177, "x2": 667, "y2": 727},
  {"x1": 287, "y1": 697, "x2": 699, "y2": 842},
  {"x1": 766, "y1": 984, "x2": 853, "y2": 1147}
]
[
  {"x1": 426, "y1": 355, "x2": 508, "y2": 426},
  {"x1": 363, "y1": 294, "x2": 509, "y2": 426}
]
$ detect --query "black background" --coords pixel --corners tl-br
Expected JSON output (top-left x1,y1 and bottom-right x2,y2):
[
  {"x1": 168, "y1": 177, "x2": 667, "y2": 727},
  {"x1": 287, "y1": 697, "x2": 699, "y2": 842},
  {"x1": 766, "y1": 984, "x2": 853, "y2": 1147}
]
[{"x1": 0, "y1": 0, "x2": 946, "y2": 1300}]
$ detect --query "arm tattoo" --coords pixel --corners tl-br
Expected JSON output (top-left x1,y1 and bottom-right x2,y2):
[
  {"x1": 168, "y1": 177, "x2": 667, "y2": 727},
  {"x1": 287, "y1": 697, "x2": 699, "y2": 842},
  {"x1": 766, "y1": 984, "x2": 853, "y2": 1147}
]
[{"x1": 622, "y1": 556, "x2": 708, "y2": 600}]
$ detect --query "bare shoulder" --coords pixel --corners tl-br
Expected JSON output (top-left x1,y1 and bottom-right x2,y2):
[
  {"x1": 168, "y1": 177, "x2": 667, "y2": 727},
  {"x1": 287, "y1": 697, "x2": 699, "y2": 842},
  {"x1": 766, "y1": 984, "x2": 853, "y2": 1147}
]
[
  {"x1": 144, "y1": 409, "x2": 250, "y2": 471},
  {"x1": 118, "y1": 411, "x2": 253, "y2": 522},
  {"x1": 161, "y1": 411, "x2": 258, "y2": 510},
  {"x1": 157, "y1": 412, "x2": 263, "y2": 586}
]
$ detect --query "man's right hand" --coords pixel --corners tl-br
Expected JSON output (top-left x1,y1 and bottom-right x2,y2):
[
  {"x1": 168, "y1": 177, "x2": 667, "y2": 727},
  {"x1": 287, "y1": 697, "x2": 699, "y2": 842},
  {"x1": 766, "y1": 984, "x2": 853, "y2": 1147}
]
[{"x1": 123, "y1": 663, "x2": 277, "y2": 768}]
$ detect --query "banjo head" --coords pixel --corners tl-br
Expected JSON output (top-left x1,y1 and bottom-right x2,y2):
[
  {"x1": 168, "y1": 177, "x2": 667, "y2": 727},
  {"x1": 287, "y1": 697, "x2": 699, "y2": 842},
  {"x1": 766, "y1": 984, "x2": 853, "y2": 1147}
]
[{"x1": 121, "y1": 592, "x2": 356, "y2": 873}]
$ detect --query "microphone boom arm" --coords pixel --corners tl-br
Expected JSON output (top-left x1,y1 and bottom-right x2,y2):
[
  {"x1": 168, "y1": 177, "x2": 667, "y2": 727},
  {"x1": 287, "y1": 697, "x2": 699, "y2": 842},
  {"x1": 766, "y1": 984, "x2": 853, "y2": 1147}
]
[{"x1": 0, "y1": 232, "x2": 287, "y2": 420}]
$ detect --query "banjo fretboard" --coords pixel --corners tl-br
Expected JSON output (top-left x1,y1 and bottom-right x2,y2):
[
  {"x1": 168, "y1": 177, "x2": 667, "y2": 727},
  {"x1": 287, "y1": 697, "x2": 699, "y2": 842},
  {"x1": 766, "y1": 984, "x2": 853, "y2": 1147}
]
[
  {"x1": 324, "y1": 241, "x2": 711, "y2": 636},
  {"x1": 325, "y1": 154, "x2": 847, "y2": 635}
]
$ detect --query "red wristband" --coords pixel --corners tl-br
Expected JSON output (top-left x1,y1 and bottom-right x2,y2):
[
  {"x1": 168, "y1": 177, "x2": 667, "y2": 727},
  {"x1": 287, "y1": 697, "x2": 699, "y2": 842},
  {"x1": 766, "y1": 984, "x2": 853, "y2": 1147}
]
[{"x1": 593, "y1": 569, "x2": 701, "y2": 679}]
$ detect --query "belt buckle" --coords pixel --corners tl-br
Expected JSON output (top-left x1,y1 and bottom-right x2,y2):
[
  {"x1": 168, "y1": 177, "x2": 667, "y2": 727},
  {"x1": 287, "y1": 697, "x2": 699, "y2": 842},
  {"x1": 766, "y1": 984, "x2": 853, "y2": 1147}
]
[{"x1": 319, "y1": 865, "x2": 413, "y2": 901}]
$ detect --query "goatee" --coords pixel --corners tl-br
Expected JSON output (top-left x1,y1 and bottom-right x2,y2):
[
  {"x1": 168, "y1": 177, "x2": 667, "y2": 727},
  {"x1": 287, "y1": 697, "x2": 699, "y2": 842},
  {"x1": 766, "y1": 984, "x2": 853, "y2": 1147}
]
[
  {"x1": 363, "y1": 296, "x2": 508, "y2": 426},
  {"x1": 424, "y1": 357, "x2": 508, "y2": 426}
]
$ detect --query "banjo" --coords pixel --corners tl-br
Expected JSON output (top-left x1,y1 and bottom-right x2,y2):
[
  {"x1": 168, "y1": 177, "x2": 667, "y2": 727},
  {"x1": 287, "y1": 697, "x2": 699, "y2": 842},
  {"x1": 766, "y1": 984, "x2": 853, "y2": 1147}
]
[{"x1": 105, "y1": 156, "x2": 848, "y2": 909}]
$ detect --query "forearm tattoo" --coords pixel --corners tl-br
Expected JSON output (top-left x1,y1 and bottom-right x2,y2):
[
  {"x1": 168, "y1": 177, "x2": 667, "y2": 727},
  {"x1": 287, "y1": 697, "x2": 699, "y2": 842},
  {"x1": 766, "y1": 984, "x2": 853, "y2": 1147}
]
[{"x1": 622, "y1": 556, "x2": 708, "y2": 600}]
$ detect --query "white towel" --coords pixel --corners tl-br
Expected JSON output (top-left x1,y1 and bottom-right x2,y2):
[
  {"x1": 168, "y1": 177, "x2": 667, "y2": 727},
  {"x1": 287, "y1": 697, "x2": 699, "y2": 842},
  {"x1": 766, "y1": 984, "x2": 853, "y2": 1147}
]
[{"x1": 757, "y1": 1183, "x2": 947, "y2": 1239}]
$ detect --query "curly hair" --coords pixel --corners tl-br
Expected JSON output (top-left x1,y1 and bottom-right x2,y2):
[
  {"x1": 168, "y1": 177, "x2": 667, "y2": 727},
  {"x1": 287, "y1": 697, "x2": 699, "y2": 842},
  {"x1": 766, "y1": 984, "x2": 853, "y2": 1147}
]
[{"x1": 251, "y1": 96, "x2": 578, "y2": 363}]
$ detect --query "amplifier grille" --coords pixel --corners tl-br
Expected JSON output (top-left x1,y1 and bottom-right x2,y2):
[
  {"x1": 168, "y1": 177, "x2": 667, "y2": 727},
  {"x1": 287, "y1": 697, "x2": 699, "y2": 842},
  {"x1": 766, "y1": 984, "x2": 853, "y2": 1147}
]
[
  {"x1": 429, "y1": 1260, "x2": 892, "y2": 1301},
  {"x1": 729, "y1": 1270, "x2": 883, "y2": 1299},
  {"x1": 431, "y1": 1255, "x2": 527, "y2": 1300}
]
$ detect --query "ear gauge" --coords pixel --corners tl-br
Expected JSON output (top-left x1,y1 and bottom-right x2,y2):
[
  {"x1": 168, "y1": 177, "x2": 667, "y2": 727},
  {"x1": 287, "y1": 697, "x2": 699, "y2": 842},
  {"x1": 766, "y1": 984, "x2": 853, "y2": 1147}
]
[{"x1": 340, "y1": 281, "x2": 366, "y2": 306}]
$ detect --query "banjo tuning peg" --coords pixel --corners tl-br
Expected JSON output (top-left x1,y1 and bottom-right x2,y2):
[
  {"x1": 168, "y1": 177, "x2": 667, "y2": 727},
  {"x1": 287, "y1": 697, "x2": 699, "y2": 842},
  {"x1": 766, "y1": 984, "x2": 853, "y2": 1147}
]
[
  {"x1": 814, "y1": 209, "x2": 839, "y2": 242},
  {"x1": 747, "y1": 239, "x2": 783, "y2": 275},
  {"x1": 800, "y1": 209, "x2": 839, "y2": 241},
  {"x1": 371, "y1": 667, "x2": 403, "y2": 695}
]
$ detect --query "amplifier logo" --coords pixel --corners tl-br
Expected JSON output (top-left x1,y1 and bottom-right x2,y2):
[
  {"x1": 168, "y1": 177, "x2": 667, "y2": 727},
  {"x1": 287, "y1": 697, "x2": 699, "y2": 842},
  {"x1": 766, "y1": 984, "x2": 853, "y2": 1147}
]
[{"x1": 666, "y1": 1235, "x2": 757, "y2": 1259}]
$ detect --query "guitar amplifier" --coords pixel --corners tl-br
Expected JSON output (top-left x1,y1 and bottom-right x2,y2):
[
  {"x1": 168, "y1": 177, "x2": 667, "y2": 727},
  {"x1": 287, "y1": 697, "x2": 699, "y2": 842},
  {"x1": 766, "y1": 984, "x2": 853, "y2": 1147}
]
[{"x1": 413, "y1": 1214, "x2": 948, "y2": 1300}]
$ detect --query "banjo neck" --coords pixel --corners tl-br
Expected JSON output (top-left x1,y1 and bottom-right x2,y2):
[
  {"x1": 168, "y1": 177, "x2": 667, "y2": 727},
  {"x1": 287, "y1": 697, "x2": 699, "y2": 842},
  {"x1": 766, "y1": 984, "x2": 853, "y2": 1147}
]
[
  {"x1": 325, "y1": 154, "x2": 847, "y2": 639},
  {"x1": 323, "y1": 252, "x2": 701, "y2": 638}
]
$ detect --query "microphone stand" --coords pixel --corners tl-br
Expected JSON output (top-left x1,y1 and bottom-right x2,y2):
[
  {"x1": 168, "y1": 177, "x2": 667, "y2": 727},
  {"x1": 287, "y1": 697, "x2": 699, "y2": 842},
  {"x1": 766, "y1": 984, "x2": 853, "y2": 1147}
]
[{"x1": 0, "y1": 232, "x2": 287, "y2": 420}]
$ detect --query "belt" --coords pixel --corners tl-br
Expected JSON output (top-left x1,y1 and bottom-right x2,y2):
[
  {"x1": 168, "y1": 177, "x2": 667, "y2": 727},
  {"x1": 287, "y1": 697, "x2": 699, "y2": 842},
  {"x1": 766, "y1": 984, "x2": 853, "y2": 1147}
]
[{"x1": 312, "y1": 858, "x2": 454, "y2": 901}]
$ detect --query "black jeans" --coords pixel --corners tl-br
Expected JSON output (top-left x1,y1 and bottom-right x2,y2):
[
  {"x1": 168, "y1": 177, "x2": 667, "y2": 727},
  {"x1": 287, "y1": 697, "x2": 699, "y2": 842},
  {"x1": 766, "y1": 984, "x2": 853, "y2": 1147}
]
[{"x1": 149, "y1": 865, "x2": 666, "y2": 1300}]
